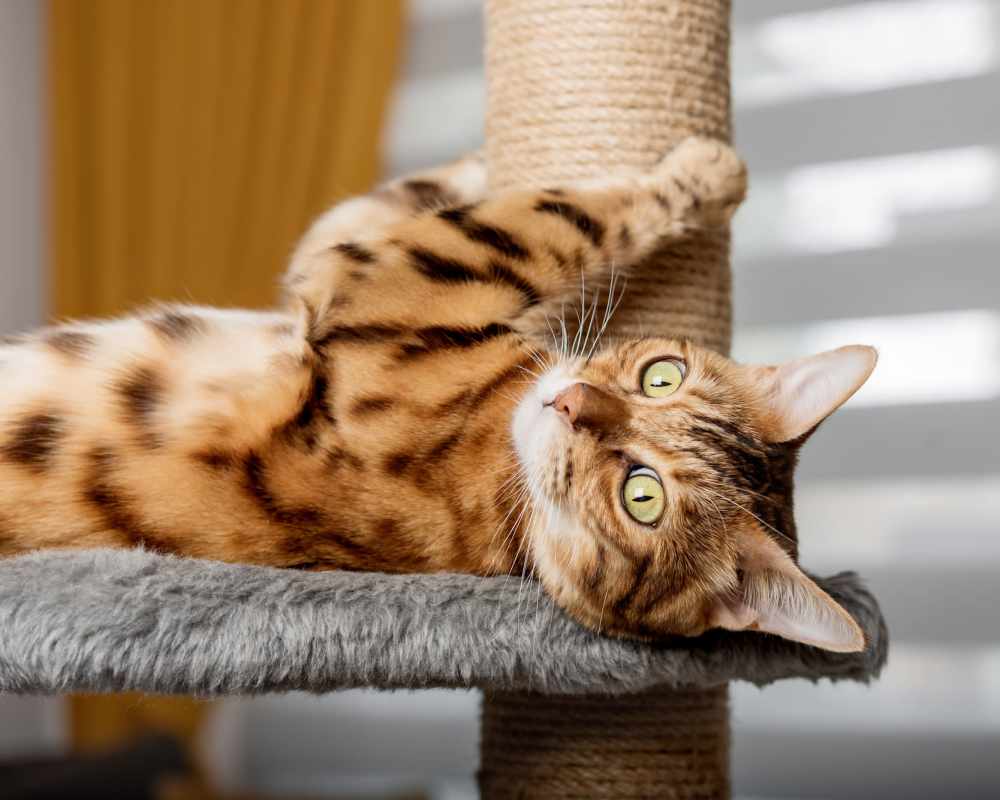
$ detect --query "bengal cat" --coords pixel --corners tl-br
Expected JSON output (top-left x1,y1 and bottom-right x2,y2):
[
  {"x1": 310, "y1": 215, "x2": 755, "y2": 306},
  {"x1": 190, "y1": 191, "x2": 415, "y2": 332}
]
[{"x1": 0, "y1": 138, "x2": 875, "y2": 652}]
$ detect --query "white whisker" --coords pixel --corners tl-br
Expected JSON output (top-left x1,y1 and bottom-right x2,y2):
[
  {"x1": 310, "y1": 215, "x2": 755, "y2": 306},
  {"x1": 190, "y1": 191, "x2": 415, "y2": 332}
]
[{"x1": 702, "y1": 487, "x2": 797, "y2": 550}]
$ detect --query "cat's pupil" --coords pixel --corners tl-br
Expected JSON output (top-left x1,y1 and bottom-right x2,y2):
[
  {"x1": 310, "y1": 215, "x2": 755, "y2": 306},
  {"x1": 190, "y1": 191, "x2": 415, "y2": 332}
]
[{"x1": 652, "y1": 377, "x2": 671, "y2": 387}]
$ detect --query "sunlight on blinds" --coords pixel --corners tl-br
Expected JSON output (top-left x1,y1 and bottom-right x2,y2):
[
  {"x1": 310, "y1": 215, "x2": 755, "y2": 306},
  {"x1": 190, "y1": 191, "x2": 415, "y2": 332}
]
[
  {"x1": 734, "y1": 310, "x2": 1000, "y2": 407},
  {"x1": 734, "y1": 0, "x2": 998, "y2": 107}
]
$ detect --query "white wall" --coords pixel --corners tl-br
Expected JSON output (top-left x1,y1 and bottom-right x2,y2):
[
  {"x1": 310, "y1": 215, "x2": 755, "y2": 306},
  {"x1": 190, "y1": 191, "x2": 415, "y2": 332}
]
[
  {"x1": 0, "y1": 0, "x2": 64, "y2": 760},
  {"x1": 0, "y1": 0, "x2": 45, "y2": 335}
]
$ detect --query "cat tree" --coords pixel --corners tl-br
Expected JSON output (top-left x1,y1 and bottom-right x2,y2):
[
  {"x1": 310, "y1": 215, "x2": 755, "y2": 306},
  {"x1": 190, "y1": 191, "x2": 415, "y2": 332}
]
[{"x1": 0, "y1": 1, "x2": 886, "y2": 797}]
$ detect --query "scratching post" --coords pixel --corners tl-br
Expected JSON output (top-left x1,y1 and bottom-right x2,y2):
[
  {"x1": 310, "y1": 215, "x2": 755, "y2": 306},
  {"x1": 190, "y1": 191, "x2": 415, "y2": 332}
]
[
  {"x1": 483, "y1": 0, "x2": 735, "y2": 796},
  {"x1": 480, "y1": 688, "x2": 729, "y2": 799},
  {"x1": 485, "y1": 0, "x2": 732, "y2": 352}
]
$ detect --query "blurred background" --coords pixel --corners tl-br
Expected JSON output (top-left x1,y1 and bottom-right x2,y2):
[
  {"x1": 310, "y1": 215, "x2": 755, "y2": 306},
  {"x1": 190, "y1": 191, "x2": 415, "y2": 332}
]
[{"x1": 1, "y1": 0, "x2": 998, "y2": 798}]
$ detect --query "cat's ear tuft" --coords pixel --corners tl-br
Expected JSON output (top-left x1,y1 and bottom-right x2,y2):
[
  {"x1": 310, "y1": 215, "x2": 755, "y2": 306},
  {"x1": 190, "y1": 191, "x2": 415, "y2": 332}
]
[
  {"x1": 709, "y1": 524, "x2": 865, "y2": 653},
  {"x1": 750, "y1": 345, "x2": 877, "y2": 443}
]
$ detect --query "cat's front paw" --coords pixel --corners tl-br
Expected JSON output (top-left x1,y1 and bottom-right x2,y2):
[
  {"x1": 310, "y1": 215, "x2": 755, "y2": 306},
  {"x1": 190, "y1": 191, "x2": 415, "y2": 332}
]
[{"x1": 653, "y1": 136, "x2": 748, "y2": 227}]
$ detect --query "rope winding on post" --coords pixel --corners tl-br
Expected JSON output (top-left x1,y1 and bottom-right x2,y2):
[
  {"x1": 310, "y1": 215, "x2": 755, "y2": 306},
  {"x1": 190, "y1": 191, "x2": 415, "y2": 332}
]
[{"x1": 482, "y1": 0, "x2": 734, "y2": 796}]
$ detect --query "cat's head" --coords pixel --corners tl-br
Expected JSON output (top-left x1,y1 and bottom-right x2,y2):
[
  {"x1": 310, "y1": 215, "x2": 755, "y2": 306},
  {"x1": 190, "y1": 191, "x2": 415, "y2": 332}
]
[{"x1": 512, "y1": 338, "x2": 877, "y2": 652}]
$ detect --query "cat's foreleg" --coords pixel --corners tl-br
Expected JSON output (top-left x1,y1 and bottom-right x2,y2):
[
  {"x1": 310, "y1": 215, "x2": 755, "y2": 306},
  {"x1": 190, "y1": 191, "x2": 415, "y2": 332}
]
[
  {"x1": 286, "y1": 152, "x2": 487, "y2": 290},
  {"x1": 287, "y1": 138, "x2": 745, "y2": 345},
  {"x1": 469, "y1": 137, "x2": 748, "y2": 334}
]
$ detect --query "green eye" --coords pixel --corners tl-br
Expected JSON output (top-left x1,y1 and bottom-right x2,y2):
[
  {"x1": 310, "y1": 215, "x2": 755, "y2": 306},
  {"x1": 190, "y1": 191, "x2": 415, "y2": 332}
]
[
  {"x1": 622, "y1": 466, "x2": 665, "y2": 524},
  {"x1": 642, "y1": 359, "x2": 685, "y2": 398}
]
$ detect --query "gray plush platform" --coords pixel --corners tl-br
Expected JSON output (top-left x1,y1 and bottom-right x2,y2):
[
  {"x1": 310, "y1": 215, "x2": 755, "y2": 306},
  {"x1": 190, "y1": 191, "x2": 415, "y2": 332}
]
[{"x1": 0, "y1": 548, "x2": 887, "y2": 696}]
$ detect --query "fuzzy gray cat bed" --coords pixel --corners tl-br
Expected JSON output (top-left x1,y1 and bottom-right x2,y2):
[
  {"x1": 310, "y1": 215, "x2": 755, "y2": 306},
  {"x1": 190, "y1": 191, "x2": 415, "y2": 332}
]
[
  {"x1": 0, "y1": 548, "x2": 886, "y2": 696},
  {"x1": 0, "y1": 548, "x2": 887, "y2": 798}
]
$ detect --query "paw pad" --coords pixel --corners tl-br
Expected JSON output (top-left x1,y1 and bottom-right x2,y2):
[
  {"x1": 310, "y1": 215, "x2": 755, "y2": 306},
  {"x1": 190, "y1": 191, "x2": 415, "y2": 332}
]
[{"x1": 657, "y1": 136, "x2": 748, "y2": 225}]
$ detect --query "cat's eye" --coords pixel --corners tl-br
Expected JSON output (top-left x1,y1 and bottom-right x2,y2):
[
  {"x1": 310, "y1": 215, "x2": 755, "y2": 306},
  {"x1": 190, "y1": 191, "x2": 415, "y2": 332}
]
[
  {"x1": 641, "y1": 359, "x2": 685, "y2": 398},
  {"x1": 622, "y1": 466, "x2": 665, "y2": 525}
]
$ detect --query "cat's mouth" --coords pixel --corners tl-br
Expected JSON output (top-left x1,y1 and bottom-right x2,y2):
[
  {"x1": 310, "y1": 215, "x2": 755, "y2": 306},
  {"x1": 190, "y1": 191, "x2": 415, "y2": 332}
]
[{"x1": 512, "y1": 365, "x2": 579, "y2": 507}]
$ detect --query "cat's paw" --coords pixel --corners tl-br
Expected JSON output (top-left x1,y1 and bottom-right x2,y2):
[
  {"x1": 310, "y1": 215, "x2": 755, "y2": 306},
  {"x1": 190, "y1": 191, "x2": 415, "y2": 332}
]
[
  {"x1": 427, "y1": 150, "x2": 488, "y2": 205},
  {"x1": 653, "y1": 136, "x2": 747, "y2": 227}
]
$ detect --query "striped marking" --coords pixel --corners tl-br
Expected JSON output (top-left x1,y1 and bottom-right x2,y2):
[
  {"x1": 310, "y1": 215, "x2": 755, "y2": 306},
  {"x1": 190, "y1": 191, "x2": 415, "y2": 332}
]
[
  {"x1": 407, "y1": 246, "x2": 540, "y2": 307},
  {"x1": 352, "y1": 396, "x2": 394, "y2": 415},
  {"x1": 116, "y1": 365, "x2": 164, "y2": 448},
  {"x1": 672, "y1": 176, "x2": 701, "y2": 211},
  {"x1": 147, "y1": 310, "x2": 207, "y2": 342},
  {"x1": 407, "y1": 247, "x2": 481, "y2": 284},
  {"x1": 83, "y1": 447, "x2": 178, "y2": 553},
  {"x1": 487, "y1": 262, "x2": 541, "y2": 307},
  {"x1": 612, "y1": 553, "x2": 652, "y2": 616},
  {"x1": 396, "y1": 323, "x2": 515, "y2": 360},
  {"x1": 403, "y1": 179, "x2": 456, "y2": 211},
  {"x1": 438, "y1": 206, "x2": 531, "y2": 260},
  {"x1": 46, "y1": 330, "x2": 96, "y2": 358},
  {"x1": 242, "y1": 452, "x2": 323, "y2": 528},
  {"x1": 333, "y1": 242, "x2": 377, "y2": 264},
  {"x1": 583, "y1": 545, "x2": 606, "y2": 593},
  {"x1": 1, "y1": 412, "x2": 63, "y2": 472},
  {"x1": 534, "y1": 199, "x2": 605, "y2": 247},
  {"x1": 313, "y1": 324, "x2": 399, "y2": 349}
]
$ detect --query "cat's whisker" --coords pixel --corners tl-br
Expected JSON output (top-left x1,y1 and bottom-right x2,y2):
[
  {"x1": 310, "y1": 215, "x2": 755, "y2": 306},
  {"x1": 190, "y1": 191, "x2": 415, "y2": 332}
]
[
  {"x1": 489, "y1": 510, "x2": 525, "y2": 572},
  {"x1": 526, "y1": 351, "x2": 551, "y2": 378},
  {"x1": 490, "y1": 507, "x2": 527, "y2": 576},
  {"x1": 483, "y1": 472, "x2": 516, "y2": 497},
  {"x1": 577, "y1": 286, "x2": 592, "y2": 359},
  {"x1": 571, "y1": 267, "x2": 601, "y2": 361},
  {"x1": 496, "y1": 472, "x2": 529, "y2": 506},
  {"x1": 702, "y1": 487, "x2": 797, "y2": 550},
  {"x1": 579, "y1": 283, "x2": 602, "y2": 361},
  {"x1": 511, "y1": 505, "x2": 541, "y2": 641},
  {"x1": 530, "y1": 568, "x2": 545, "y2": 683},
  {"x1": 602, "y1": 268, "x2": 627, "y2": 326},
  {"x1": 558, "y1": 300, "x2": 569, "y2": 359},
  {"x1": 596, "y1": 575, "x2": 613, "y2": 637},
  {"x1": 526, "y1": 347, "x2": 548, "y2": 368},
  {"x1": 490, "y1": 483, "x2": 525, "y2": 528},
  {"x1": 585, "y1": 264, "x2": 627, "y2": 363},
  {"x1": 498, "y1": 492, "x2": 535, "y2": 588},
  {"x1": 491, "y1": 477, "x2": 529, "y2": 540},
  {"x1": 701, "y1": 477, "x2": 777, "y2": 507},
  {"x1": 486, "y1": 469, "x2": 530, "y2": 561},
  {"x1": 484, "y1": 459, "x2": 522, "y2": 486},
  {"x1": 572, "y1": 267, "x2": 587, "y2": 360},
  {"x1": 514, "y1": 365, "x2": 542, "y2": 381},
  {"x1": 703, "y1": 494, "x2": 727, "y2": 535},
  {"x1": 543, "y1": 311, "x2": 560, "y2": 354}
]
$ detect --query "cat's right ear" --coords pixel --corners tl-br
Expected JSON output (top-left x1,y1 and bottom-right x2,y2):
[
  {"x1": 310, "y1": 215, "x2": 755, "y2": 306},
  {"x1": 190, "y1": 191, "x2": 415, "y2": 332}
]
[{"x1": 748, "y1": 345, "x2": 877, "y2": 443}]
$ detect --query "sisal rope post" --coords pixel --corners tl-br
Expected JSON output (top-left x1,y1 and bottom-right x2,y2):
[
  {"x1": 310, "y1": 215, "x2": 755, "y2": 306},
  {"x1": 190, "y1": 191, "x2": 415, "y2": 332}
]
[
  {"x1": 482, "y1": 0, "x2": 734, "y2": 796},
  {"x1": 479, "y1": 688, "x2": 730, "y2": 799}
]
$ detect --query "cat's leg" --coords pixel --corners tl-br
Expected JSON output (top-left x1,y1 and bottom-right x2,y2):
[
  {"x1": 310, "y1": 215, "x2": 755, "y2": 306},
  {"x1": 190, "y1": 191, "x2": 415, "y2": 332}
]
[
  {"x1": 459, "y1": 136, "x2": 748, "y2": 331},
  {"x1": 288, "y1": 136, "x2": 746, "y2": 343},
  {"x1": 287, "y1": 152, "x2": 487, "y2": 289},
  {"x1": 0, "y1": 306, "x2": 317, "y2": 559}
]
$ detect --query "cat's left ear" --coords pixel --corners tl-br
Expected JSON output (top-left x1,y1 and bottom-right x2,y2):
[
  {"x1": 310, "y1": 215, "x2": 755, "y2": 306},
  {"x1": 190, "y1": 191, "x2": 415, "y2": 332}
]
[
  {"x1": 748, "y1": 345, "x2": 878, "y2": 443},
  {"x1": 708, "y1": 523, "x2": 865, "y2": 652}
]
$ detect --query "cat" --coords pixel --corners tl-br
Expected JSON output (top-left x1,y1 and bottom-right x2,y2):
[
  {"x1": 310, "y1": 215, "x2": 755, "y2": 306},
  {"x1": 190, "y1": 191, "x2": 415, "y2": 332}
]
[{"x1": 0, "y1": 137, "x2": 875, "y2": 652}]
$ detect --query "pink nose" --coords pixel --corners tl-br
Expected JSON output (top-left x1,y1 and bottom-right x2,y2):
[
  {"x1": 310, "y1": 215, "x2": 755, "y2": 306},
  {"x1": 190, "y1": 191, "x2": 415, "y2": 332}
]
[{"x1": 551, "y1": 383, "x2": 586, "y2": 425}]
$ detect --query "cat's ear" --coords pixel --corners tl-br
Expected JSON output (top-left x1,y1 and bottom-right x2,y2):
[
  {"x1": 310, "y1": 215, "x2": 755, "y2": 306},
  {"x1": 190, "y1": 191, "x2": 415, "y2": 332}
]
[
  {"x1": 709, "y1": 524, "x2": 865, "y2": 653},
  {"x1": 748, "y1": 345, "x2": 877, "y2": 443}
]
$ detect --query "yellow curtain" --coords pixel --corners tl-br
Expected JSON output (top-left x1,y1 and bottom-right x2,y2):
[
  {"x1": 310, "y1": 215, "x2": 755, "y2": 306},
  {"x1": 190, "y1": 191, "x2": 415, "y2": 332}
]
[
  {"x1": 50, "y1": 0, "x2": 403, "y2": 318},
  {"x1": 48, "y1": 0, "x2": 404, "y2": 762}
]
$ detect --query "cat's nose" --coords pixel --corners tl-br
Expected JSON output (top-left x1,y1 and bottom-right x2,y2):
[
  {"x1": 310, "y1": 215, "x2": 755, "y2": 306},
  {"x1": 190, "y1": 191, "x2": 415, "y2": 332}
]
[
  {"x1": 552, "y1": 383, "x2": 586, "y2": 426},
  {"x1": 550, "y1": 382, "x2": 629, "y2": 432}
]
